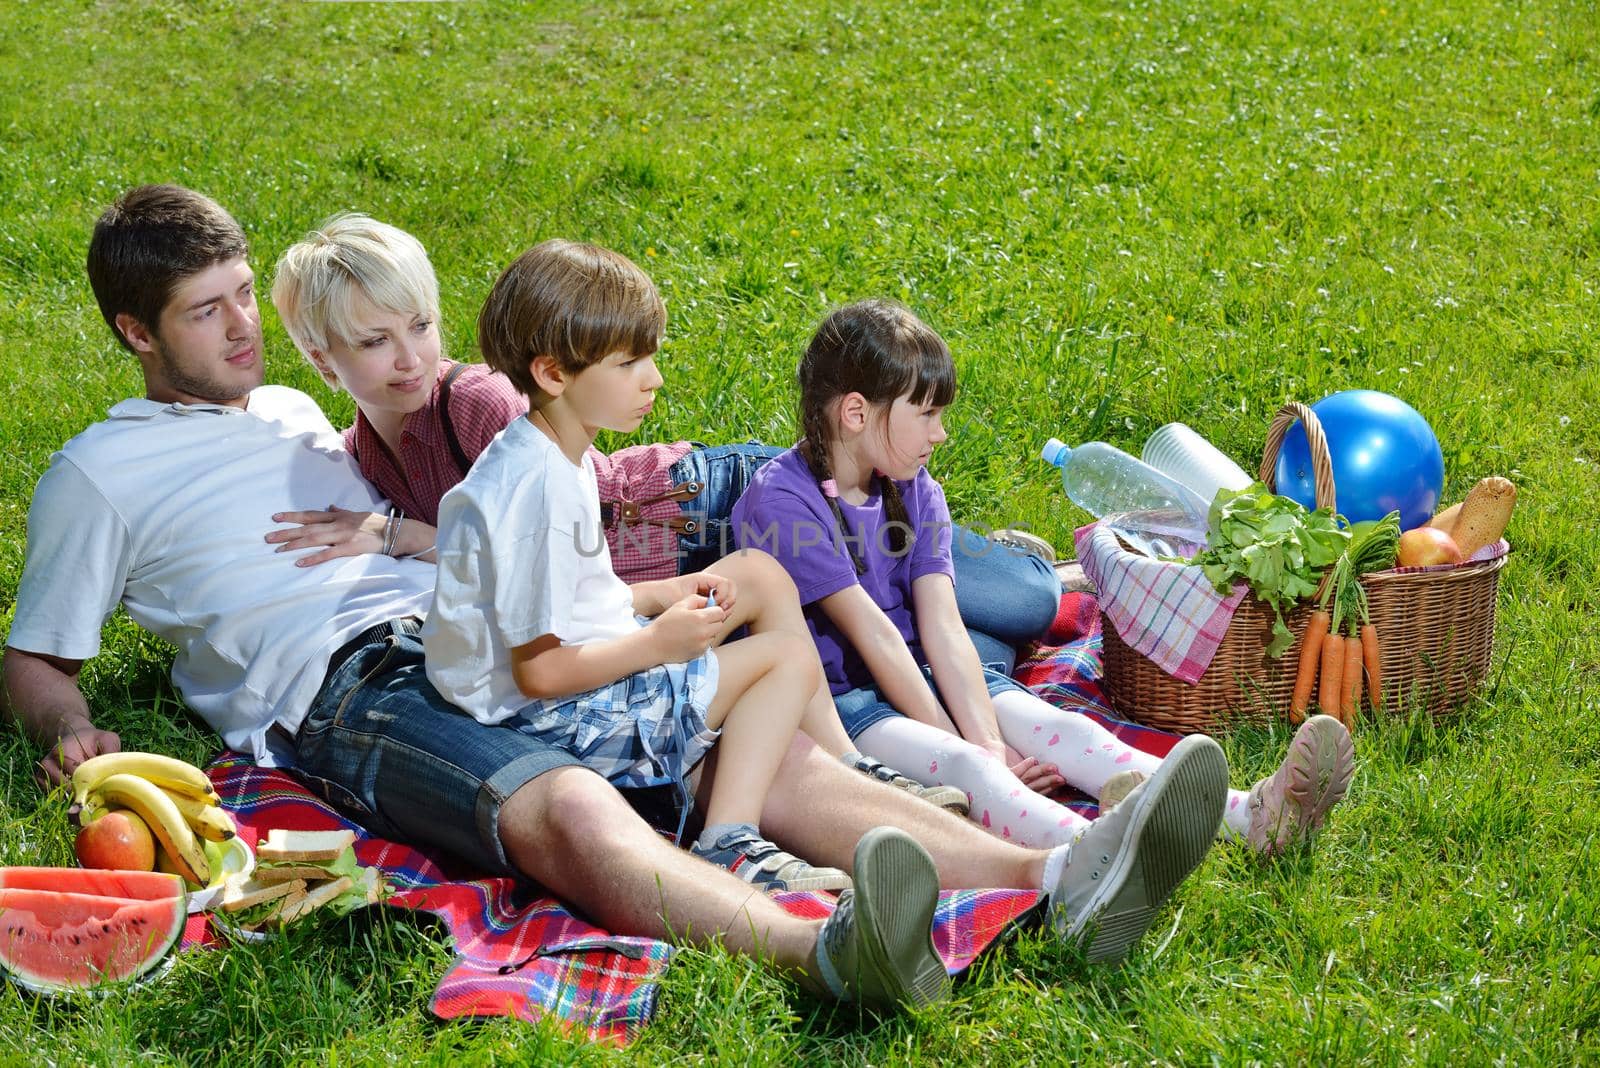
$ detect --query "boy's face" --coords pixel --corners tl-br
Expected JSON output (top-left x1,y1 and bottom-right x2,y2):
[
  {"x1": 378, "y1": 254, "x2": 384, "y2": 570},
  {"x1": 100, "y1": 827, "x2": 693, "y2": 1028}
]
[
  {"x1": 121, "y1": 256, "x2": 263, "y2": 408},
  {"x1": 560, "y1": 350, "x2": 664, "y2": 433}
]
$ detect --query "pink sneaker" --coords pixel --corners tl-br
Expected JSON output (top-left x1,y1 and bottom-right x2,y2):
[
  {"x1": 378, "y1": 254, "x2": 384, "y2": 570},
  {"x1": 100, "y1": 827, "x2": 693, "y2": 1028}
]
[{"x1": 1246, "y1": 715, "x2": 1355, "y2": 857}]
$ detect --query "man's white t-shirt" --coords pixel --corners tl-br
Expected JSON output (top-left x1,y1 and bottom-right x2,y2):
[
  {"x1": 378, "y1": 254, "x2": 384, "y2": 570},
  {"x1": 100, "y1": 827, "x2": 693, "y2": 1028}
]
[
  {"x1": 424, "y1": 416, "x2": 638, "y2": 726},
  {"x1": 5, "y1": 386, "x2": 435, "y2": 764}
]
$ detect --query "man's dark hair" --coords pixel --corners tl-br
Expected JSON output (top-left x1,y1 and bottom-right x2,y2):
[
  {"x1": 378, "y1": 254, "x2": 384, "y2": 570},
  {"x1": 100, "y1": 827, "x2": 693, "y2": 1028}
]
[{"x1": 86, "y1": 185, "x2": 248, "y2": 351}]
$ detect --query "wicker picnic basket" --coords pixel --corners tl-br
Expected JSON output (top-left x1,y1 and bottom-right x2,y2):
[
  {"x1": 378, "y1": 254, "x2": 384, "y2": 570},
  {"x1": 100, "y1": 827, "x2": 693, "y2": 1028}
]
[{"x1": 1100, "y1": 401, "x2": 1508, "y2": 733}]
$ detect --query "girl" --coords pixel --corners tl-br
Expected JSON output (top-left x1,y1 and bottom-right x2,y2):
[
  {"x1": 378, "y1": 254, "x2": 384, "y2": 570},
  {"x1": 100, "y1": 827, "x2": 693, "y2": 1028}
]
[{"x1": 732, "y1": 299, "x2": 1356, "y2": 854}]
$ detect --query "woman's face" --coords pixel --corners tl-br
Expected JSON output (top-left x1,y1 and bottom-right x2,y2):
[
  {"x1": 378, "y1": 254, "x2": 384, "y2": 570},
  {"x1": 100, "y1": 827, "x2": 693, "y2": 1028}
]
[{"x1": 316, "y1": 296, "x2": 442, "y2": 420}]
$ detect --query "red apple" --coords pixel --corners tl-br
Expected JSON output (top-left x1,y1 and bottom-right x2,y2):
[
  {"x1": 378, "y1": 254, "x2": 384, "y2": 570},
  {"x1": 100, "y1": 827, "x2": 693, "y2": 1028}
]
[
  {"x1": 1397, "y1": 526, "x2": 1464, "y2": 567},
  {"x1": 75, "y1": 807, "x2": 157, "y2": 871}
]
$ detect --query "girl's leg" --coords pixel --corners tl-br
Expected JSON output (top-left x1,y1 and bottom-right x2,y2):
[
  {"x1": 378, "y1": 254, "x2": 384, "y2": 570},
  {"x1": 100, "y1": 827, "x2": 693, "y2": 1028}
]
[
  {"x1": 700, "y1": 631, "x2": 819, "y2": 829},
  {"x1": 990, "y1": 688, "x2": 1255, "y2": 833},
  {"x1": 855, "y1": 716, "x2": 1090, "y2": 848},
  {"x1": 706, "y1": 549, "x2": 854, "y2": 755}
]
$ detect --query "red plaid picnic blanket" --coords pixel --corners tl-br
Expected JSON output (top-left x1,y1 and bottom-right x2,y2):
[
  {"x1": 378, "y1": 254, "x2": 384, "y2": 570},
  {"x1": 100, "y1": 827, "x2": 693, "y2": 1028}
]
[
  {"x1": 1074, "y1": 521, "x2": 1247, "y2": 683},
  {"x1": 180, "y1": 756, "x2": 1040, "y2": 1045}
]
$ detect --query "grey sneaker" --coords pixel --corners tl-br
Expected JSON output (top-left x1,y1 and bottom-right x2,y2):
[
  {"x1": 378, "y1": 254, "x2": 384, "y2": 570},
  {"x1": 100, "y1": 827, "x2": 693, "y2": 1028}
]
[
  {"x1": 842, "y1": 752, "x2": 970, "y2": 816},
  {"x1": 814, "y1": 828, "x2": 950, "y2": 1011},
  {"x1": 692, "y1": 828, "x2": 853, "y2": 893},
  {"x1": 1047, "y1": 734, "x2": 1228, "y2": 963},
  {"x1": 1246, "y1": 714, "x2": 1355, "y2": 857}
]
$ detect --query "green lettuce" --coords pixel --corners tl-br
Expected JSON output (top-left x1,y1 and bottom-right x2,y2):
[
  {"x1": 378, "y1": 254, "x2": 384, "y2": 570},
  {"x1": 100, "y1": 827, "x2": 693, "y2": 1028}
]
[{"x1": 1187, "y1": 484, "x2": 1350, "y2": 657}]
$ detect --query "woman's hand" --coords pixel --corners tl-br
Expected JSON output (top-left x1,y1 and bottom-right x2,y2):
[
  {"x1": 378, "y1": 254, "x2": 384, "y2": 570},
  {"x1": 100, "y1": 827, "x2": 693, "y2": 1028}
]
[{"x1": 266, "y1": 506, "x2": 437, "y2": 566}]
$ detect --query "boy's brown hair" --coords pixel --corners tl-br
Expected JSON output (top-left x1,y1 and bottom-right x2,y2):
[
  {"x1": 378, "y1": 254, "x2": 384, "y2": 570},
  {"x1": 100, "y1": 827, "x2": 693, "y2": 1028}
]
[
  {"x1": 477, "y1": 239, "x2": 664, "y2": 403},
  {"x1": 86, "y1": 185, "x2": 248, "y2": 352}
]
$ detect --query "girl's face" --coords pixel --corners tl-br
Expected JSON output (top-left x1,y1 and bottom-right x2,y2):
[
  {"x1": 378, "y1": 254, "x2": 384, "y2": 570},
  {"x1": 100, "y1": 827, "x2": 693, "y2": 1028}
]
[
  {"x1": 866, "y1": 393, "x2": 948, "y2": 479},
  {"x1": 315, "y1": 296, "x2": 442, "y2": 420}
]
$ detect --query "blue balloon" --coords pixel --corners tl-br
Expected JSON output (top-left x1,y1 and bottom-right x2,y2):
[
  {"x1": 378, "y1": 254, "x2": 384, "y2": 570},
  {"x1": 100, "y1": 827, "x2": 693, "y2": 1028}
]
[{"x1": 1274, "y1": 390, "x2": 1444, "y2": 530}]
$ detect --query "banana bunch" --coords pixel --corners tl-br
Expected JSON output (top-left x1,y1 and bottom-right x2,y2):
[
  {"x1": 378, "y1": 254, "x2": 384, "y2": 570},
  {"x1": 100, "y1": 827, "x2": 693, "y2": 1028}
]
[{"x1": 72, "y1": 752, "x2": 230, "y2": 886}]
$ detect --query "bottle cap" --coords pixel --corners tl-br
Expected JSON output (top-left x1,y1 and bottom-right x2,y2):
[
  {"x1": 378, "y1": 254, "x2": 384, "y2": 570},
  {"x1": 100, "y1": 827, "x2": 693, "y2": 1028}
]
[{"x1": 1041, "y1": 438, "x2": 1072, "y2": 466}]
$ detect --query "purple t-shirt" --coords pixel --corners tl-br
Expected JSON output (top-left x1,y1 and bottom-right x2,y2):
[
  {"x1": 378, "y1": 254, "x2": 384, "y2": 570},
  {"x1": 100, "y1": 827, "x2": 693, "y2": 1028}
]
[{"x1": 730, "y1": 447, "x2": 956, "y2": 695}]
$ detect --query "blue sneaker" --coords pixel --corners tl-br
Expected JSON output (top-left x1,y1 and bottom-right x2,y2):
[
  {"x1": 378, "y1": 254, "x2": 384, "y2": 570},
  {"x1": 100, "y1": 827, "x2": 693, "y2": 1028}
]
[{"x1": 691, "y1": 827, "x2": 852, "y2": 893}]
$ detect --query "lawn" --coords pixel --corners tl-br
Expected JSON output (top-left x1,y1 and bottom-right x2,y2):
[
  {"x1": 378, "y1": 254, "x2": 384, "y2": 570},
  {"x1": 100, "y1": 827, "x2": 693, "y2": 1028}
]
[{"x1": 2, "y1": 0, "x2": 1598, "y2": 1063}]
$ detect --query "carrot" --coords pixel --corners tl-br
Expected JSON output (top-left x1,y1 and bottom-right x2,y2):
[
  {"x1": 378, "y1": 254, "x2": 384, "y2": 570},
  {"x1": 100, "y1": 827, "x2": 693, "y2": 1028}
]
[
  {"x1": 1318, "y1": 633, "x2": 1346, "y2": 717},
  {"x1": 1360, "y1": 622, "x2": 1383, "y2": 710},
  {"x1": 1289, "y1": 610, "x2": 1330, "y2": 723},
  {"x1": 1340, "y1": 628, "x2": 1363, "y2": 724}
]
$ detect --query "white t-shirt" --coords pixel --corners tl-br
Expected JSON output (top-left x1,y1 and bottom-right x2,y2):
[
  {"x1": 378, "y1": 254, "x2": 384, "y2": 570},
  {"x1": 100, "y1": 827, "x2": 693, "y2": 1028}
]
[
  {"x1": 424, "y1": 417, "x2": 638, "y2": 725},
  {"x1": 6, "y1": 386, "x2": 435, "y2": 764}
]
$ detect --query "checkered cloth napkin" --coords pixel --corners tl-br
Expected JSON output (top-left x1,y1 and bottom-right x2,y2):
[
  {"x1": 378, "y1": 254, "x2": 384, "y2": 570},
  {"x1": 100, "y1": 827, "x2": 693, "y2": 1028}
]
[{"x1": 1073, "y1": 522, "x2": 1248, "y2": 683}]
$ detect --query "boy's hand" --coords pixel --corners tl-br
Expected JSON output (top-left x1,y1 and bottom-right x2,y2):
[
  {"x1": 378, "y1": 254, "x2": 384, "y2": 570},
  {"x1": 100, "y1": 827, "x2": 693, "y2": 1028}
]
[
  {"x1": 680, "y1": 571, "x2": 737, "y2": 615},
  {"x1": 646, "y1": 595, "x2": 726, "y2": 664}
]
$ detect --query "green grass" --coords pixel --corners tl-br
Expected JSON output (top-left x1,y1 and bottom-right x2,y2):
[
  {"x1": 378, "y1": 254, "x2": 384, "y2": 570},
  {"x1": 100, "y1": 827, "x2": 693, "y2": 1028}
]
[{"x1": 3, "y1": 0, "x2": 1598, "y2": 1062}]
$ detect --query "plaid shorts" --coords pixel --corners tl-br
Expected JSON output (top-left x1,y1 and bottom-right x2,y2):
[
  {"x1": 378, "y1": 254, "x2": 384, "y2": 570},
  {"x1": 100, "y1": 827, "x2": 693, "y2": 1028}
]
[{"x1": 506, "y1": 649, "x2": 721, "y2": 791}]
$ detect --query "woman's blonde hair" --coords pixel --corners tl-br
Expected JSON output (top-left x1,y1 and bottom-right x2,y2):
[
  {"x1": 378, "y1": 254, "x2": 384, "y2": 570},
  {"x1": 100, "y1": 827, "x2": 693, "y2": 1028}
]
[{"x1": 272, "y1": 213, "x2": 441, "y2": 385}]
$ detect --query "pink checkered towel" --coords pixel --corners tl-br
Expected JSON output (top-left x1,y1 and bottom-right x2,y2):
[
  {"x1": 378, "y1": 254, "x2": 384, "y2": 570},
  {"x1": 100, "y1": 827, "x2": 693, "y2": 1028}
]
[{"x1": 1074, "y1": 522, "x2": 1247, "y2": 683}]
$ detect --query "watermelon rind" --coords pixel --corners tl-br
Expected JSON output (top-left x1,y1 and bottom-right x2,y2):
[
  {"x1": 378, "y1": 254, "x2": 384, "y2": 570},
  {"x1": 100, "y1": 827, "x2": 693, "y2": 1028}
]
[
  {"x1": 0, "y1": 887, "x2": 186, "y2": 994},
  {"x1": 0, "y1": 867, "x2": 187, "y2": 904}
]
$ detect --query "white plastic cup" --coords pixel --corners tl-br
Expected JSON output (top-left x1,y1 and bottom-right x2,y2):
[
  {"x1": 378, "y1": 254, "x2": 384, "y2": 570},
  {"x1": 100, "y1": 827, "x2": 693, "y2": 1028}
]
[{"x1": 1140, "y1": 423, "x2": 1252, "y2": 505}]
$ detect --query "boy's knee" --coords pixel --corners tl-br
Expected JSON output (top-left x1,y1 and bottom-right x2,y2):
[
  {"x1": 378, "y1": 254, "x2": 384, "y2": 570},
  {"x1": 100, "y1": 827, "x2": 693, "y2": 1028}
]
[{"x1": 724, "y1": 548, "x2": 799, "y2": 599}]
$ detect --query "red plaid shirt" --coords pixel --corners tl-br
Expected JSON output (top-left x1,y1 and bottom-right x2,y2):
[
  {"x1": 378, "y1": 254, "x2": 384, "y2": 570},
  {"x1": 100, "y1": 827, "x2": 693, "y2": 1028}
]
[
  {"x1": 344, "y1": 358, "x2": 526, "y2": 526},
  {"x1": 347, "y1": 359, "x2": 692, "y2": 581}
]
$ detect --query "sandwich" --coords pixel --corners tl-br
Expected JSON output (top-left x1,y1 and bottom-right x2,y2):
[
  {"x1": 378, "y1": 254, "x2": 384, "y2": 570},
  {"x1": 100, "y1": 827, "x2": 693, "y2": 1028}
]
[{"x1": 221, "y1": 828, "x2": 387, "y2": 931}]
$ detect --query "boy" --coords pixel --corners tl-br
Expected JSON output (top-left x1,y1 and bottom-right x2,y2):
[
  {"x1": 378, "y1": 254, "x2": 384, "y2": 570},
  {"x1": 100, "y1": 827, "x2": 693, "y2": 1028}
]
[{"x1": 426, "y1": 239, "x2": 878, "y2": 893}]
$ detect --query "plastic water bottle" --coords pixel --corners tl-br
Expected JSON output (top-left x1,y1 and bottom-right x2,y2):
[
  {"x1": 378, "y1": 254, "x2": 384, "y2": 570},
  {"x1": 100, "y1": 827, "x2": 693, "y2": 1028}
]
[
  {"x1": 1041, "y1": 438, "x2": 1212, "y2": 555},
  {"x1": 1140, "y1": 423, "x2": 1252, "y2": 504}
]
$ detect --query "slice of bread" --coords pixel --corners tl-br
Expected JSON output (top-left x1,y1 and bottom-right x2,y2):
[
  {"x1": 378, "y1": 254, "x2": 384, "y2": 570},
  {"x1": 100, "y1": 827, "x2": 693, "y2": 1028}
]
[
  {"x1": 252, "y1": 863, "x2": 334, "y2": 884},
  {"x1": 220, "y1": 874, "x2": 306, "y2": 914},
  {"x1": 257, "y1": 828, "x2": 357, "y2": 863},
  {"x1": 276, "y1": 875, "x2": 355, "y2": 924}
]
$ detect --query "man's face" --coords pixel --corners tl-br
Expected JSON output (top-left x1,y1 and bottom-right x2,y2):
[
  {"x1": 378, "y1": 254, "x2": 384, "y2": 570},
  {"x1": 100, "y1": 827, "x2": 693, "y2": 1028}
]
[{"x1": 125, "y1": 257, "x2": 264, "y2": 407}]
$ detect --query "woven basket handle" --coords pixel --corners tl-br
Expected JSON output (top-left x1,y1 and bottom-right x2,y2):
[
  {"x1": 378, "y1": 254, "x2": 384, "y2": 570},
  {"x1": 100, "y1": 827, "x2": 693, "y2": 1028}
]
[{"x1": 1259, "y1": 401, "x2": 1337, "y2": 511}]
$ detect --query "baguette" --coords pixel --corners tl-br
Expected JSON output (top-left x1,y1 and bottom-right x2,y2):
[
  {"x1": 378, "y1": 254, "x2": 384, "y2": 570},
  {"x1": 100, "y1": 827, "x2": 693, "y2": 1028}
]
[
  {"x1": 1428, "y1": 502, "x2": 1462, "y2": 531},
  {"x1": 1451, "y1": 476, "x2": 1516, "y2": 558}
]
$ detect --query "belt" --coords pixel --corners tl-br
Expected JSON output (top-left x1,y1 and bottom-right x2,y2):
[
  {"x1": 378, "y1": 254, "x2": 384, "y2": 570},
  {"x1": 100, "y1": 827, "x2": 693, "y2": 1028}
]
[
  {"x1": 323, "y1": 616, "x2": 424, "y2": 682},
  {"x1": 270, "y1": 617, "x2": 423, "y2": 751}
]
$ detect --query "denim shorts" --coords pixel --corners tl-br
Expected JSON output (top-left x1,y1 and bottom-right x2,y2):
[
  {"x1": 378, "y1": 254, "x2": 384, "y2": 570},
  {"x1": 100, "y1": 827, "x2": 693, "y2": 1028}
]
[
  {"x1": 833, "y1": 665, "x2": 1026, "y2": 741},
  {"x1": 669, "y1": 442, "x2": 784, "y2": 576},
  {"x1": 292, "y1": 628, "x2": 582, "y2": 876}
]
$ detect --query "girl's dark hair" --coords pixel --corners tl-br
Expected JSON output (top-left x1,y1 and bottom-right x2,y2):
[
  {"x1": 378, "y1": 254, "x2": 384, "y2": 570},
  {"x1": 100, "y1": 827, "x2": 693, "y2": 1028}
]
[{"x1": 797, "y1": 299, "x2": 956, "y2": 573}]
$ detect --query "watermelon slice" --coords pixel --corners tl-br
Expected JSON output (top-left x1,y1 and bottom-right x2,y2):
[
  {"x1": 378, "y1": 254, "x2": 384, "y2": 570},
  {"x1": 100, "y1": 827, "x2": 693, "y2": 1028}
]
[
  {"x1": 0, "y1": 868, "x2": 186, "y2": 993},
  {"x1": 0, "y1": 867, "x2": 184, "y2": 901}
]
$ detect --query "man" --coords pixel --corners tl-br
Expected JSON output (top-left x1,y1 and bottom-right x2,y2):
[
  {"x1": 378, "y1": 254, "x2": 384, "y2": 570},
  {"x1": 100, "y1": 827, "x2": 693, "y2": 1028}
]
[{"x1": 2, "y1": 185, "x2": 1226, "y2": 1013}]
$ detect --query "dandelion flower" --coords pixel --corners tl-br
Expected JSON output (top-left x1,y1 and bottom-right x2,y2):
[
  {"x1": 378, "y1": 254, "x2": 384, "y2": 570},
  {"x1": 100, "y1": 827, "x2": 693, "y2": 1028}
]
[{"x1": 645, "y1": 247, "x2": 657, "y2": 258}]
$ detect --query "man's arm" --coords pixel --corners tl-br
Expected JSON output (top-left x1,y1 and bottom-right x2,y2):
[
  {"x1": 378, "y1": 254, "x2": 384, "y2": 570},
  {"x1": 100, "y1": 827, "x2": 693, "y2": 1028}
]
[{"x1": 1, "y1": 647, "x2": 121, "y2": 786}]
